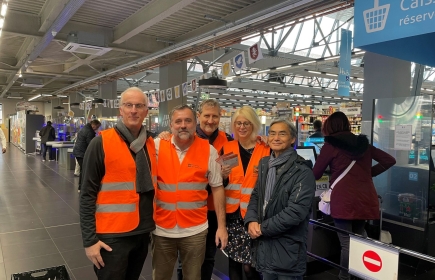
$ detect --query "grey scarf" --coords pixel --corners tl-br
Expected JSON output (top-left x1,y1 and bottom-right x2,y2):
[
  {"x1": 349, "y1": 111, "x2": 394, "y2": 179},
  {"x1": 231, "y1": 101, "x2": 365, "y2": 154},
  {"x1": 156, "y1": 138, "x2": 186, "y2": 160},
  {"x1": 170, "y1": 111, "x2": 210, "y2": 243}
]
[
  {"x1": 264, "y1": 148, "x2": 294, "y2": 214},
  {"x1": 115, "y1": 119, "x2": 154, "y2": 193}
]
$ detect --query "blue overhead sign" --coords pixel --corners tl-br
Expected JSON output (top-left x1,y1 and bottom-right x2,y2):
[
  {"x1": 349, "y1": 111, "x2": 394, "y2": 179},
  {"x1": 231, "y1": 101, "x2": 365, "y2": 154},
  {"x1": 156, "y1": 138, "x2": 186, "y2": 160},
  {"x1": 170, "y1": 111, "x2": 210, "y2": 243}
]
[
  {"x1": 354, "y1": 0, "x2": 435, "y2": 66},
  {"x1": 338, "y1": 29, "x2": 352, "y2": 97}
]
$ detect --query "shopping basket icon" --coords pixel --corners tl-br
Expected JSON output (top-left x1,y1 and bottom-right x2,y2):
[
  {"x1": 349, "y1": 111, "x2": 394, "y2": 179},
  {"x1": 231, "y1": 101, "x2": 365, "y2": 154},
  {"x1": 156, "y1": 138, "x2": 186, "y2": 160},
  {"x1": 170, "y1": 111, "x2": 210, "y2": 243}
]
[{"x1": 363, "y1": 0, "x2": 390, "y2": 33}]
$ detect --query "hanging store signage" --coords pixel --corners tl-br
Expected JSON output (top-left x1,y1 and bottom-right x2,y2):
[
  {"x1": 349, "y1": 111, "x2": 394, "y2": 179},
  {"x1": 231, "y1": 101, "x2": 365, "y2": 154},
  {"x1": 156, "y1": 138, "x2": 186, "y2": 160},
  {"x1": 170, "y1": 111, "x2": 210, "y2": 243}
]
[
  {"x1": 222, "y1": 60, "x2": 232, "y2": 78},
  {"x1": 160, "y1": 90, "x2": 166, "y2": 102},
  {"x1": 166, "y1": 88, "x2": 173, "y2": 101},
  {"x1": 349, "y1": 236, "x2": 399, "y2": 280},
  {"x1": 182, "y1": 82, "x2": 188, "y2": 96},
  {"x1": 338, "y1": 29, "x2": 352, "y2": 97},
  {"x1": 354, "y1": 0, "x2": 435, "y2": 67},
  {"x1": 174, "y1": 85, "x2": 180, "y2": 99},
  {"x1": 191, "y1": 79, "x2": 197, "y2": 92},
  {"x1": 233, "y1": 52, "x2": 246, "y2": 72},
  {"x1": 248, "y1": 42, "x2": 264, "y2": 64}
]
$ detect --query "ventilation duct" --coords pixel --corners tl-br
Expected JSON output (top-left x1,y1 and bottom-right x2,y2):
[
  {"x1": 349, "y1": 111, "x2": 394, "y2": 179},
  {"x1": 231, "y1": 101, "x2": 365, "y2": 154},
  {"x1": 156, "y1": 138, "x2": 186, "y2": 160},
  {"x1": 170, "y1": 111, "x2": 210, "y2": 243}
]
[{"x1": 21, "y1": 78, "x2": 44, "y2": 88}]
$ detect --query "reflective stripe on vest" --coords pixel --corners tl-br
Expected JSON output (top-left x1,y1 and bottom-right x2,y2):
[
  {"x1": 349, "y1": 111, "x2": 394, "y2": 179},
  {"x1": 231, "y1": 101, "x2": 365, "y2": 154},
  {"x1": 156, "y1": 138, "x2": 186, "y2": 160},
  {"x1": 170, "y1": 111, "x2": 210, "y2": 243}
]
[
  {"x1": 241, "y1": 188, "x2": 254, "y2": 195},
  {"x1": 101, "y1": 182, "x2": 135, "y2": 191},
  {"x1": 96, "y1": 204, "x2": 136, "y2": 213},
  {"x1": 226, "y1": 183, "x2": 241, "y2": 191},
  {"x1": 240, "y1": 202, "x2": 249, "y2": 210},
  {"x1": 156, "y1": 200, "x2": 207, "y2": 211},
  {"x1": 226, "y1": 197, "x2": 240, "y2": 205}
]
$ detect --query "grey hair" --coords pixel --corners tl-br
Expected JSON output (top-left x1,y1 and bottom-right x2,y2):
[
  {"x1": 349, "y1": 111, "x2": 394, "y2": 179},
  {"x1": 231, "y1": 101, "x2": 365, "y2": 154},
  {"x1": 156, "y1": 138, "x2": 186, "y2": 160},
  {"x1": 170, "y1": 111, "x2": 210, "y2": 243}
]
[
  {"x1": 270, "y1": 119, "x2": 297, "y2": 140},
  {"x1": 120, "y1": 87, "x2": 148, "y2": 107},
  {"x1": 198, "y1": 99, "x2": 221, "y2": 114},
  {"x1": 169, "y1": 104, "x2": 197, "y2": 123}
]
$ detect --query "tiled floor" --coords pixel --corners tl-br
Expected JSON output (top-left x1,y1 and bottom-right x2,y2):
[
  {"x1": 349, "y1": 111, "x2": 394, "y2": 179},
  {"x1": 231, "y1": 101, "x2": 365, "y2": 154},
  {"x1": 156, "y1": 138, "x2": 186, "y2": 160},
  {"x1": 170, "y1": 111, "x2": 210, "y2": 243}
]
[
  {"x1": 3, "y1": 144, "x2": 435, "y2": 280},
  {"x1": 0, "y1": 145, "x2": 169, "y2": 280}
]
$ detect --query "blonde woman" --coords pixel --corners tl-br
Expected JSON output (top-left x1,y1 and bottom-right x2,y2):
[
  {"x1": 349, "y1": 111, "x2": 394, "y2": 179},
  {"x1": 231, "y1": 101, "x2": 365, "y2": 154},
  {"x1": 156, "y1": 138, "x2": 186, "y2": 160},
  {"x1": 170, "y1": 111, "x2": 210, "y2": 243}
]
[{"x1": 221, "y1": 106, "x2": 270, "y2": 280}]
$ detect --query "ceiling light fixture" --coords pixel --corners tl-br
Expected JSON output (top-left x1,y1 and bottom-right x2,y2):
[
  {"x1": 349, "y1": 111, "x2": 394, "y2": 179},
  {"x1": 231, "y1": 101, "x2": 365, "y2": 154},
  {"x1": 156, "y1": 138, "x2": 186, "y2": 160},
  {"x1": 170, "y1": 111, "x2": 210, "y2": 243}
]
[
  {"x1": 42, "y1": 94, "x2": 52, "y2": 96},
  {"x1": 276, "y1": 65, "x2": 292, "y2": 70},
  {"x1": 324, "y1": 56, "x2": 340, "y2": 60},
  {"x1": 326, "y1": 73, "x2": 338, "y2": 77},
  {"x1": 308, "y1": 71, "x2": 321, "y2": 74},
  {"x1": 298, "y1": 61, "x2": 316, "y2": 65},
  {"x1": 1, "y1": 2, "x2": 7, "y2": 17},
  {"x1": 7, "y1": 96, "x2": 23, "y2": 99},
  {"x1": 57, "y1": 95, "x2": 67, "y2": 98},
  {"x1": 198, "y1": 69, "x2": 227, "y2": 89},
  {"x1": 256, "y1": 70, "x2": 269, "y2": 74},
  {"x1": 28, "y1": 94, "x2": 41, "y2": 101},
  {"x1": 92, "y1": 98, "x2": 104, "y2": 104}
]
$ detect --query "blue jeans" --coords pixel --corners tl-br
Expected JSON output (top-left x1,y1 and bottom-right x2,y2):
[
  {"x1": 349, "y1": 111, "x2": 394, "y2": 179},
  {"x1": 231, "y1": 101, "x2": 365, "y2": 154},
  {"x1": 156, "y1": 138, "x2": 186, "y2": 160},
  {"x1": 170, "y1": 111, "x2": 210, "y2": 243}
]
[
  {"x1": 41, "y1": 144, "x2": 54, "y2": 160},
  {"x1": 262, "y1": 273, "x2": 303, "y2": 280}
]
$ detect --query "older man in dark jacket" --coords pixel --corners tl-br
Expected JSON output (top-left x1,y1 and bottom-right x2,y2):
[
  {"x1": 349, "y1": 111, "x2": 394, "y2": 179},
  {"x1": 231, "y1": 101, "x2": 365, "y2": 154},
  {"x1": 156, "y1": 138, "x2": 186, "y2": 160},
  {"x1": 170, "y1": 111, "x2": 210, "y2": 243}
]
[
  {"x1": 73, "y1": 120, "x2": 101, "y2": 192},
  {"x1": 245, "y1": 119, "x2": 315, "y2": 280},
  {"x1": 39, "y1": 121, "x2": 56, "y2": 161}
]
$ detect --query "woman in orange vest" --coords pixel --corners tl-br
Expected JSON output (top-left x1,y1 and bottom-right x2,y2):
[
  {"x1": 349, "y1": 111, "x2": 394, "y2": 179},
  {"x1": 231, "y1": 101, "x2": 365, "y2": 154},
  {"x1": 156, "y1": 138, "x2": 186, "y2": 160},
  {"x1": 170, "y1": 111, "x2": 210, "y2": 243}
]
[{"x1": 221, "y1": 106, "x2": 270, "y2": 280}]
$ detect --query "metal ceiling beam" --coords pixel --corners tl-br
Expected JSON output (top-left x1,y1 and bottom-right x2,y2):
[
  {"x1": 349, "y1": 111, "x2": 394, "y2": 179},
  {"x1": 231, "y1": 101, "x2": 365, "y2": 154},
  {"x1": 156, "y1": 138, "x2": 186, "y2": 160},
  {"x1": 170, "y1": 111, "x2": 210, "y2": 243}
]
[
  {"x1": 113, "y1": 0, "x2": 197, "y2": 44},
  {"x1": 39, "y1": 0, "x2": 70, "y2": 32},
  {"x1": 0, "y1": 0, "x2": 86, "y2": 98},
  {"x1": 51, "y1": 0, "x2": 322, "y2": 95}
]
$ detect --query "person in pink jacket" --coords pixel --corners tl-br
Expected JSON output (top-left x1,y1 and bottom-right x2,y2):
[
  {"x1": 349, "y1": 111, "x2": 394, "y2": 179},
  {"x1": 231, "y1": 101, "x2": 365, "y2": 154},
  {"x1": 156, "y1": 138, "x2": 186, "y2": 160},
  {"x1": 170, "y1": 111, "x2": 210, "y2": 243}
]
[{"x1": 312, "y1": 112, "x2": 396, "y2": 280}]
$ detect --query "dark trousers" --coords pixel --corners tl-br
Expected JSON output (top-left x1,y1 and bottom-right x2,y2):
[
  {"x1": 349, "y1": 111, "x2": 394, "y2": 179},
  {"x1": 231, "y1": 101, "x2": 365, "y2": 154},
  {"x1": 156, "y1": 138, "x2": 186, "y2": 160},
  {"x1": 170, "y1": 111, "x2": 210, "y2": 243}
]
[
  {"x1": 334, "y1": 219, "x2": 367, "y2": 280},
  {"x1": 94, "y1": 233, "x2": 150, "y2": 280},
  {"x1": 41, "y1": 144, "x2": 54, "y2": 160},
  {"x1": 77, "y1": 157, "x2": 83, "y2": 191},
  {"x1": 177, "y1": 211, "x2": 218, "y2": 280},
  {"x1": 262, "y1": 273, "x2": 302, "y2": 280}
]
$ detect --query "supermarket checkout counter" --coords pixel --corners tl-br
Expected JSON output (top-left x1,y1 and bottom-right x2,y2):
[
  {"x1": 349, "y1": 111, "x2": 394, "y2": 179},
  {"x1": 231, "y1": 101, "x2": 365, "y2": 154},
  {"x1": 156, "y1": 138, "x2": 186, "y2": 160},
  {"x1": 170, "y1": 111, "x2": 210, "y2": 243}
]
[{"x1": 51, "y1": 142, "x2": 74, "y2": 168}]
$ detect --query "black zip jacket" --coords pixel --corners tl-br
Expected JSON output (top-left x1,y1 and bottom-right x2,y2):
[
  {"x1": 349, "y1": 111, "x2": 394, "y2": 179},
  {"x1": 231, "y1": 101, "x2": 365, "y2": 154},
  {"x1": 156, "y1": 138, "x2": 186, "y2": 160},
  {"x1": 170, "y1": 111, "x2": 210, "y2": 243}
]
[{"x1": 244, "y1": 152, "x2": 316, "y2": 276}]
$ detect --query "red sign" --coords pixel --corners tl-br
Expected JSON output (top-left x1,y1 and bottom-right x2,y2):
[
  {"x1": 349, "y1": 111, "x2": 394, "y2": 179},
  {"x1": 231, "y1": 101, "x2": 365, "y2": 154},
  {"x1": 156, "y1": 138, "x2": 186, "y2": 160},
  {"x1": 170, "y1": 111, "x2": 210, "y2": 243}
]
[
  {"x1": 362, "y1": 250, "x2": 382, "y2": 272},
  {"x1": 250, "y1": 44, "x2": 259, "y2": 60}
]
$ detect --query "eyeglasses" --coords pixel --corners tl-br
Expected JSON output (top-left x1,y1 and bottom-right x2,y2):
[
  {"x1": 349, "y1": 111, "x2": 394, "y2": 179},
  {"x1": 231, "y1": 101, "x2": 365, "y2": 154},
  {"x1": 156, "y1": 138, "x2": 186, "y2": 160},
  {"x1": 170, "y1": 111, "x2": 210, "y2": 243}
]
[
  {"x1": 122, "y1": 103, "x2": 147, "y2": 110},
  {"x1": 235, "y1": 121, "x2": 251, "y2": 128}
]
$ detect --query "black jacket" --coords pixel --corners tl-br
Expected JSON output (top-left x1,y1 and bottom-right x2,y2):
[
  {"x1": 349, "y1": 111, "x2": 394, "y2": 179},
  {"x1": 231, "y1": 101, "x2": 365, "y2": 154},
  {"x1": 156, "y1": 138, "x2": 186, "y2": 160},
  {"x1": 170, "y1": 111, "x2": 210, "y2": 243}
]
[
  {"x1": 73, "y1": 123, "x2": 96, "y2": 158},
  {"x1": 244, "y1": 152, "x2": 316, "y2": 276},
  {"x1": 39, "y1": 125, "x2": 56, "y2": 144}
]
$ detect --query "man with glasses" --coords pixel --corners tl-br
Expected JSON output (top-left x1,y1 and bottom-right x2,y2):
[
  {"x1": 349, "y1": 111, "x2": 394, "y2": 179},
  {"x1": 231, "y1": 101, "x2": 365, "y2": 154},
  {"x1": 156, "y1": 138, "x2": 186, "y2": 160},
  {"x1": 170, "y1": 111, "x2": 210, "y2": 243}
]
[
  {"x1": 80, "y1": 87, "x2": 157, "y2": 280},
  {"x1": 152, "y1": 105, "x2": 228, "y2": 280},
  {"x1": 245, "y1": 119, "x2": 315, "y2": 280}
]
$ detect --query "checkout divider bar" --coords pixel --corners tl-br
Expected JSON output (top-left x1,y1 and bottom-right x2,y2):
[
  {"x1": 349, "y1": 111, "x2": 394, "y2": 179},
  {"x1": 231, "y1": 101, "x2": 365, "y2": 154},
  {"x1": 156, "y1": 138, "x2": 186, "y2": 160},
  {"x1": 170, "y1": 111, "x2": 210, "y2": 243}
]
[{"x1": 308, "y1": 219, "x2": 435, "y2": 265}]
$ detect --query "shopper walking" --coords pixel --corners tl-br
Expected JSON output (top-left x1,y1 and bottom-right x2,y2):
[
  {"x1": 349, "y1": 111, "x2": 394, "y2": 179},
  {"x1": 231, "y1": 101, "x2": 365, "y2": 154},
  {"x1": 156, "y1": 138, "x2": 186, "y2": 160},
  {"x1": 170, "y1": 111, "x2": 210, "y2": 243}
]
[
  {"x1": 152, "y1": 105, "x2": 228, "y2": 280},
  {"x1": 39, "y1": 121, "x2": 56, "y2": 161},
  {"x1": 0, "y1": 127, "x2": 6, "y2": 153},
  {"x1": 312, "y1": 111, "x2": 396, "y2": 280},
  {"x1": 73, "y1": 119, "x2": 101, "y2": 192},
  {"x1": 80, "y1": 87, "x2": 157, "y2": 280},
  {"x1": 221, "y1": 106, "x2": 270, "y2": 280},
  {"x1": 245, "y1": 119, "x2": 316, "y2": 280}
]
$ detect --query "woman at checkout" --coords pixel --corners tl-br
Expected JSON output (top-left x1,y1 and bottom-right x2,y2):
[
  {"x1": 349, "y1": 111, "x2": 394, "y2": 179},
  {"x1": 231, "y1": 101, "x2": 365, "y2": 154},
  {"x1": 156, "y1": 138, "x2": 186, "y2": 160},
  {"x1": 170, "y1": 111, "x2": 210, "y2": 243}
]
[
  {"x1": 220, "y1": 106, "x2": 270, "y2": 280},
  {"x1": 312, "y1": 112, "x2": 396, "y2": 280}
]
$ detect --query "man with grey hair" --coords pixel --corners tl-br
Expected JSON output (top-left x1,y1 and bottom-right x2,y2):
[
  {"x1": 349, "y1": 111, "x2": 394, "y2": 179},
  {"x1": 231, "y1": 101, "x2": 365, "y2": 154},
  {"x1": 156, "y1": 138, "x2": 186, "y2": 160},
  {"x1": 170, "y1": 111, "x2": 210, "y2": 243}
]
[
  {"x1": 153, "y1": 104, "x2": 228, "y2": 280},
  {"x1": 80, "y1": 87, "x2": 157, "y2": 280},
  {"x1": 244, "y1": 119, "x2": 315, "y2": 280}
]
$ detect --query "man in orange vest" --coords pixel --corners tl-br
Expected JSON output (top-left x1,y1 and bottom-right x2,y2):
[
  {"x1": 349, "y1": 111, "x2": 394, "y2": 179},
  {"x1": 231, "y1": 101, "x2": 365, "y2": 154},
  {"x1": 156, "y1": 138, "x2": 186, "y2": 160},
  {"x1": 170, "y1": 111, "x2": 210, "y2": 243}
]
[
  {"x1": 80, "y1": 87, "x2": 157, "y2": 280},
  {"x1": 163, "y1": 99, "x2": 232, "y2": 280},
  {"x1": 153, "y1": 105, "x2": 228, "y2": 280}
]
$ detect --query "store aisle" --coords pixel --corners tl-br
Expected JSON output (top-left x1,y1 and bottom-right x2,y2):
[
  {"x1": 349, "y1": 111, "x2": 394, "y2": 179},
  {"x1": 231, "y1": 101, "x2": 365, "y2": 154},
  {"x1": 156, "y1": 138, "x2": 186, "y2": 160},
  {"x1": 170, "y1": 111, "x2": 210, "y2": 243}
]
[{"x1": 0, "y1": 144, "x2": 162, "y2": 280}]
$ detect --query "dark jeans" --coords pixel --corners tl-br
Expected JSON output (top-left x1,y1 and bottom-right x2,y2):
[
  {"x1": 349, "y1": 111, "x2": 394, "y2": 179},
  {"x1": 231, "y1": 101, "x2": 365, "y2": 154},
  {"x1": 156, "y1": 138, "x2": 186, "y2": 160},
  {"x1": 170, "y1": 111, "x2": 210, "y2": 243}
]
[
  {"x1": 41, "y1": 144, "x2": 54, "y2": 160},
  {"x1": 94, "y1": 233, "x2": 150, "y2": 280},
  {"x1": 334, "y1": 219, "x2": 367, "y2": 280},
  {"x1": 77, "y1": 157, "x2": 83, "y2": 191},
  {"x1": 262, "y1": 273, "x2": 303, "y2": 280},
  {"x1": 177, "y1": 211, "x2": 218, "y2": 280}
]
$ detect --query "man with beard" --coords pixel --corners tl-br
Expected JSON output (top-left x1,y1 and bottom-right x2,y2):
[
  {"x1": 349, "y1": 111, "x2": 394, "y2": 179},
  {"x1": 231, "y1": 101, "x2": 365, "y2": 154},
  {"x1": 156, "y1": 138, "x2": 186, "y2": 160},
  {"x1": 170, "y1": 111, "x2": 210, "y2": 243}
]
[{"x1": 152, "y1": 105, "x2": 228, "y2": 280}]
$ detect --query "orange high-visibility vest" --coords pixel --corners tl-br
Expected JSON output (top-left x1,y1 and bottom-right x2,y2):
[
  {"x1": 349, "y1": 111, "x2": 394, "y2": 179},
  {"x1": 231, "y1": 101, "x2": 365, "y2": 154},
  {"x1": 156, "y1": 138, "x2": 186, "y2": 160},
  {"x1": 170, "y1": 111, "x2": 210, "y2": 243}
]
[
  {"x1": 207, "y1": 130, "x2": 229, "y2": 211},
  {"x1": 96, "y1": 128, "x2": 157, "y2": 234},
  {"x1": 155, "y1": 136, "x2": 210, "y2": 229},
  {"x1": 223, "y1": 141, "x2": 270, "y2": 218}
]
